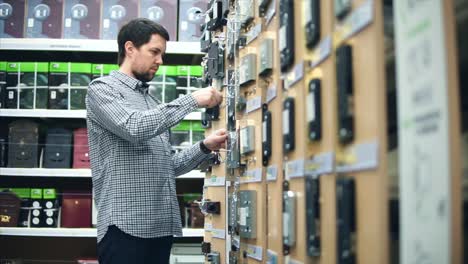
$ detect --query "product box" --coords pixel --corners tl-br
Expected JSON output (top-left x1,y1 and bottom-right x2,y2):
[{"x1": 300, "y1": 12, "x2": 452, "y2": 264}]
[
  {"x1": 0, "y1": 61, "x2": 6, "y2": 108},
  {"x1": 63, "y1": 0, "x2": 101, "y2": 39},
  {"x1": 0, "y1": 0, "x2": 26, "y2": 38},
  {"x1": 42, "y1": 188, "x2": 59, "y2": 228},
  {"x1": 73, "y1": 127, "x2": 90, "y2": 168},
  {"x1": 25, "y1": 0, "x2": 64, "y2": 39},
  {"x1": 148, "y1": 65, "x2": 177, "y2": 103},
  {"x1": 5, "y1": 62, "x2": 49, "y2": 109},
  {"x1": 48, "y1": 62, "x2": 91, "y2": 110},
  {"x1": 170, "y1": 121, "x2": 191, "y2": 149},
  {"x1": 91, "y1": 63, "x2": 119, "y2": 80},
  {"x1": 178, "y1": 0, "x2": 208, "y2": 41},
  {"x1": 101, "y1": 0, "x2": 138, "y2": 40},
  {"x1": 7, "y1": 188, "x2": 31, "y2": 227},
  {"x1": 139, "y1": 0, "x2": 177, "y2": 41},
  {"x1": 61, "y1": 191, "x2": 92, "y2": 228},
  {"x1": 30, "y1": 188, "x2": 42, "y2": 227},
  {"x1": 43, "y1": 127, "x2": 73, "y2": 168},
  {"x1": 7, "y1": 119, "x2": 40, "y2": 168}
]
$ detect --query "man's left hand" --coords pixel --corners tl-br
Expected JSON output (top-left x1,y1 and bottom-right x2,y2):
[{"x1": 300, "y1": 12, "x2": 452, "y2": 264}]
[{"x1": 203, "y1": 129, "x2": 228, "y2": 151}]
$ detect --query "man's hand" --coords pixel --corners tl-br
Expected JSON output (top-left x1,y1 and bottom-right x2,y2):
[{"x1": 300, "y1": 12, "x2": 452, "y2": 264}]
[
  {"x1": 192, "y1": 87, "x2": 223, "y2": 108},
  {"x1": 203, "y1": 129, "x2": 228, "y2": 151}
]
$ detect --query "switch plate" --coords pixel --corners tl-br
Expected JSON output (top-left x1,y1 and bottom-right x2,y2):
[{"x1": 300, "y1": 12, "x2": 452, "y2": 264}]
[
  {"x1": 307, "y1": 79, "x2": 322, "y2": 141},
  {"x1": 239, "y1": 53, "x2": 257, "y2": 87},
  {"x1": 279, "y1": 0, "x2": 295, "y2": 72},
  {"x1": 262, "y1": 104, "x2": 272, "y2": 166},
  {"x1": 238, "y1": 190, "x2": 257, "y2": 239},
  {"x1": 337, "y1": 177, "x2": 356, "y2": 264},
  {"x1": 259, "y1": 38, "x2": 274, "y2": 77},
  {"x1": 306, "y1": 176, "x2": 321, "y2": 256},
  {"x1": 207, "y1": 41, "x2": 225, "y2": 80},
  {"x1": 240, "y1": 125, "x2": 255, "y2": 155},
  {"x1": 283, "y1": 181, "x2": 296, "y2": 255},
  {"x1": 283, "y1": 97, "x2": 295, "y2": 153},
  {"x1": 305, "y1": 0, "x2": 320, "y2": 48},
  {"x1": 336, "y1": 45, "x2": 354, "y2": 144}
]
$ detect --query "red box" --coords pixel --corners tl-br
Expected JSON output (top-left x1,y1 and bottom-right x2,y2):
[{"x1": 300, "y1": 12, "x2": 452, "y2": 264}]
[
  {"x1": 73, "y1": 128, "x2": 90, "y2": 168},
  {"x1": 0, "y1": 0, "x2": 26, "y2": 38},
  {"x1": 139, "y1": 0, "x2": 177, "y2": 41},
  {"x1": 61, "y1": 191, "x2": 91, "y2": 228}
]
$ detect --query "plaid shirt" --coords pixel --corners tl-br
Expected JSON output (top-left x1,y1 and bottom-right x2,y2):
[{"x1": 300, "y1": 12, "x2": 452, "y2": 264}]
[{"x1": 86, "y1": 70, "x2": 209, "y2": 242}]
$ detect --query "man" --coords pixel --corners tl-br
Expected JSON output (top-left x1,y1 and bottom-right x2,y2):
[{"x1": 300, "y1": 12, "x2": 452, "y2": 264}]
[{"x1": 86, "y1": 18, "x2": 226, "y2": 264}]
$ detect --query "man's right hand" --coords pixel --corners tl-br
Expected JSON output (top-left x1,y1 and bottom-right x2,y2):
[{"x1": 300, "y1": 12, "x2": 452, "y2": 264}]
[{"x1": 192, "y1": 87, "x2": 222, "y2": 108}]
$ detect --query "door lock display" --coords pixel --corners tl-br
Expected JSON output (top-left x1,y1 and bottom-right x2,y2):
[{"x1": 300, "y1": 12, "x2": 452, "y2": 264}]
[
  {"x1": 307, "y1": 79, "x2": 322, "y2": 141},
  {"x1": 283, "y1": 97, "x2": 295, "y2": 153},
  {"x1": 262, "y1": 104, "x2": 272, "y2": 166},
  {"x1": 336, "y1": 44, "x2": 354, "y2": 144},
  {"x1": 305, "y1": 0, "x2": 320, "y2": 48},
  {"x1": 279, "y1": 0, "x2": 295, "y2": 72}
]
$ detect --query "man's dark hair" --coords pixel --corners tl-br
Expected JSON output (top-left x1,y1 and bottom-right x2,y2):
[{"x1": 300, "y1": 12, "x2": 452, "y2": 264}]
[{"x1": 117, "y1": 18, "x2": 170, "y2": 66}]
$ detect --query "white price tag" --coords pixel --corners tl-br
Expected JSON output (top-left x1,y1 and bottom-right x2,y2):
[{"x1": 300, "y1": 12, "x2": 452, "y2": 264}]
[
  {"x1": 8, "y1": 91, "x2": 14, "y2": 99},
  {"x1": 103, "y1": 19, "x2": 110, "y2": 29},
  {"x1": 181, "y1": 21, "x2": 188, "y2": 31},
  {"x1": 50, "y1": 91, "x2": 56, "y2": 99}
]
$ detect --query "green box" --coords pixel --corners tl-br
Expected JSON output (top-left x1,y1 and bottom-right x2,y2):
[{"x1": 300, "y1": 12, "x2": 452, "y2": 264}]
[
  {"x1": 43, "y1": 188, "x2": 57, "y2": 199},
  {"x1": 92, "y1": 64, "x2": 119, "y2": 79},
  {"x1": 31, "y1": 188, "x2": 42, "y2": 199},
  {"x1": 4, "y1": 62, "x2": 49, "y2": 109},
  {"x1": 48, "y1": 62, "x2": 92, "y2": 110}
]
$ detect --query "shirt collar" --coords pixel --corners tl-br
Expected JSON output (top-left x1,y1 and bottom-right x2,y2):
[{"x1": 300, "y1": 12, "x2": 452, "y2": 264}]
[{"x1": 110, "y1": 70, "x2": 149, "y2": 94}]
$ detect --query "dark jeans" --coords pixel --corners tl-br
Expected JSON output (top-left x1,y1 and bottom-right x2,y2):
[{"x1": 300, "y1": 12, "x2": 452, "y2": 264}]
[{"x1": 98, "y1": 225, "x2": 173, "y2": 264}]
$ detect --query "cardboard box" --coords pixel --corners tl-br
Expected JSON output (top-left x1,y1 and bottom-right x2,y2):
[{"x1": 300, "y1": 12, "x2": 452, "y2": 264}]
[
  {"x1": 63, "y1": 0, "x2": 101, "y2": 39},
  {"x1": 139, "y1": 0, "x2": 177, "y2": 41},
  {"x1": 25, "y1": 0, "x2": 64, "y2": 38},
  {"x1": 0, "y1": 0, "x2": 26, "y2": 38},
  {"x1": 48, "y1": 62, "x2": 91, "y2": 110},
  {"x1": 178, "y1": 0, "x2": 208, "y2": 42},
  {"x1": 5, "y1": 62, "x2": 49, "y2": 109},
  {"x1": 101, "y1": 0, "x2": 138, "y2": 40}
]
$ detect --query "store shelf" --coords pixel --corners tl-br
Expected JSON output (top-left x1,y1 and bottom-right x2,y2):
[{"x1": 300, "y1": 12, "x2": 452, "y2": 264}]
[
  {"x1": 0, "y1": 109, "x2": 86, "y2": 118},
  {"x1": 0, "y1": 227, "x2": 96, "y2": 237},
  {"x1": 0, "y1": 168, "x2": 204, "y2": 179},
  {"x1": 176, "y1": 170, "x2": 205, "y2": 179},
  {"x1": 0, "y1": 227, "x2": 204, "y2": 238},
  {"x1": 0, "y1": 38, "x2": 202, "y2": 55},
  {"x1": 0, "y1": 168, "x2": 91, "y2": 177},
  {"x1": 0, "y1": 109, "x2": 202, "y2": 120}
]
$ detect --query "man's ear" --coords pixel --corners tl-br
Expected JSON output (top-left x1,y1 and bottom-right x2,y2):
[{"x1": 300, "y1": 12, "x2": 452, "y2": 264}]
[{"x1": 124, "y1": 41, "x2": 135, "y2": 57}]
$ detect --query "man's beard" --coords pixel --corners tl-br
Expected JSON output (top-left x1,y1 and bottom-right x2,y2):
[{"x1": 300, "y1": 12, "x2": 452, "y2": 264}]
[{"x1": 133, "y1": 70, "x2": 153, "y2": 83}]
